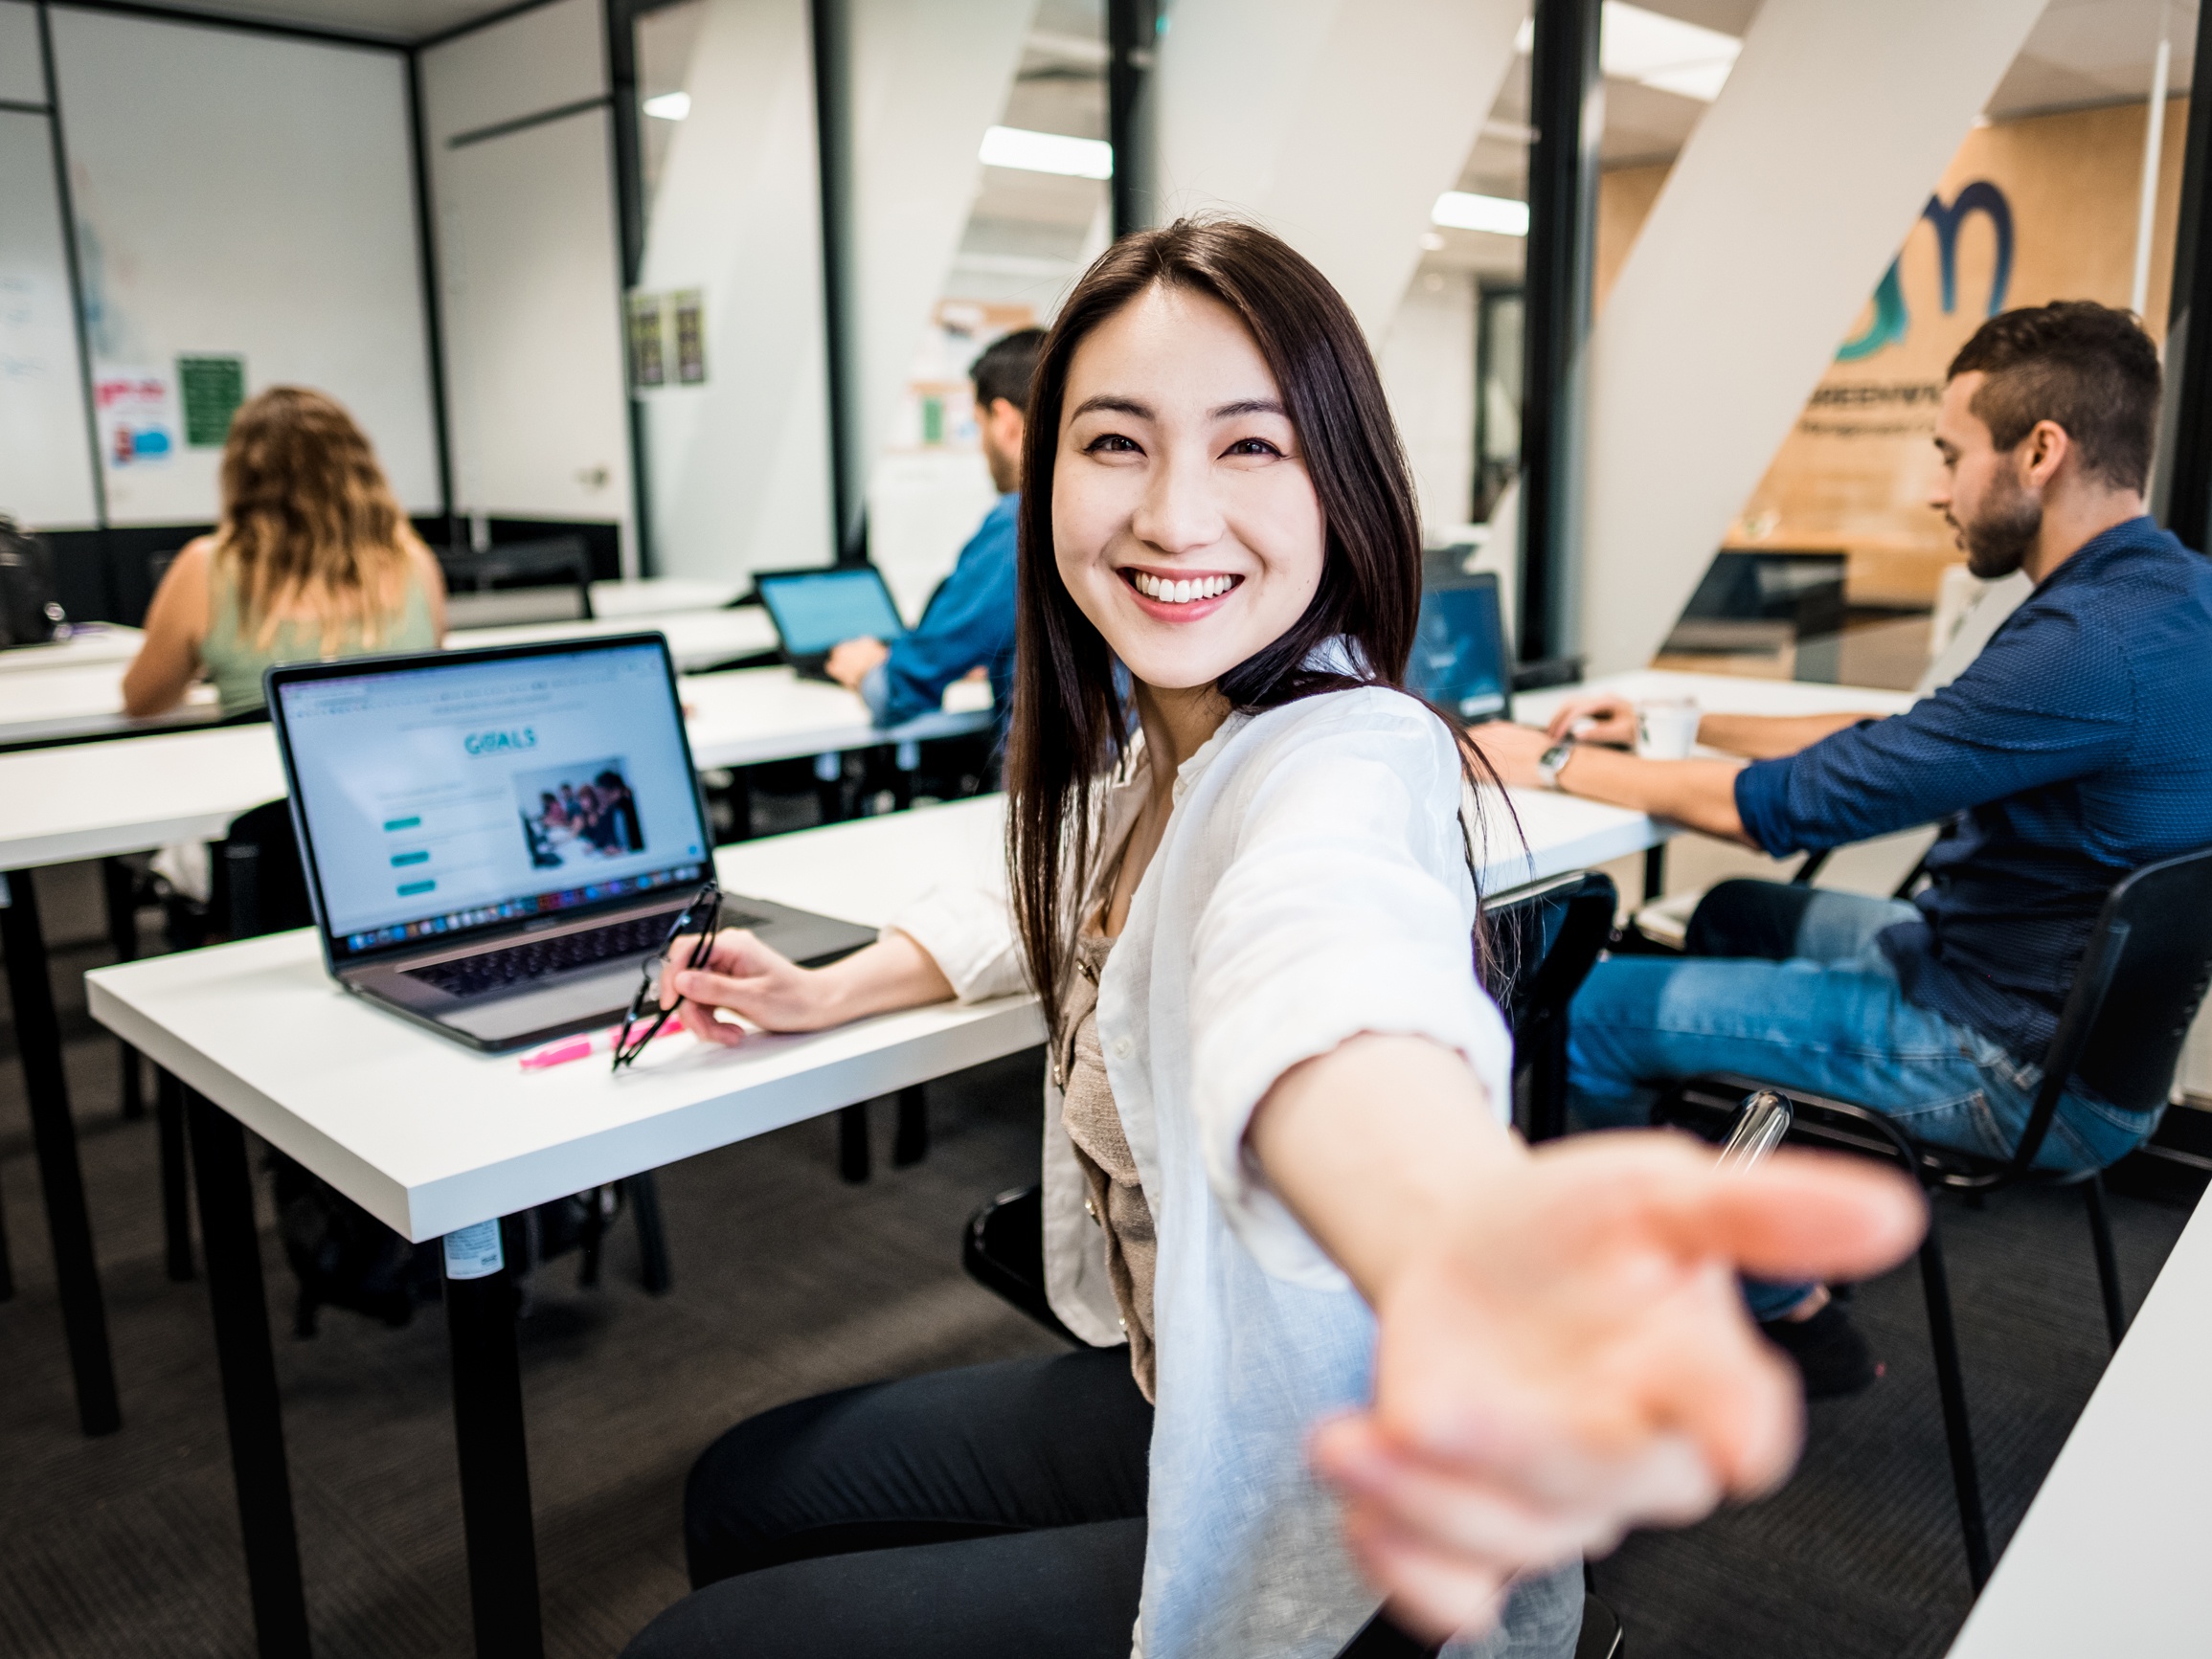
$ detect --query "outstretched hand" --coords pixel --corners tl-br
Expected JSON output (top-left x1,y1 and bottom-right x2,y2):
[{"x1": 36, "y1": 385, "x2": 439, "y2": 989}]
[{"x1": 1312, "y1": 1132, "x2": 1923, "y2": 1640}]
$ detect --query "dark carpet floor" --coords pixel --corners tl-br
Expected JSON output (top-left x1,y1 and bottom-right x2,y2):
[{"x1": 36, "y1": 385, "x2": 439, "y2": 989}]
[{"x1": 0, "y1": 858, "x2": 2193, "y2": 1658}]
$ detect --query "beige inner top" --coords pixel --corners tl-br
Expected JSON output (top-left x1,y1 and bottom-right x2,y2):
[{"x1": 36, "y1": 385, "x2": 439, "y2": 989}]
[{"x1": 1058, "y1": 920, "x2": 1159, "y2": 1401}]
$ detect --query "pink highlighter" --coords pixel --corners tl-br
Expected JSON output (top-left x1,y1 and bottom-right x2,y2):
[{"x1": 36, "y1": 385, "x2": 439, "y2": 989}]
[{"x1": 519, "y1": 1021, "x2": 677, "y2": 1071}]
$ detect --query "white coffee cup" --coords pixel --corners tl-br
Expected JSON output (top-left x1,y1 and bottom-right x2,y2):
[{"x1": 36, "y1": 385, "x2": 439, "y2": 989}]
[{"x1": 1636, "y1": 697, "x2": 1702, "y2": 760}]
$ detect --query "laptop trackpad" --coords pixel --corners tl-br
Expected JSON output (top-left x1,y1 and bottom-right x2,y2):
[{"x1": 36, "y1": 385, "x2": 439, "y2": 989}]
[{"x1": 440, "y1": 967, "x2": 637, "y2": 1042}]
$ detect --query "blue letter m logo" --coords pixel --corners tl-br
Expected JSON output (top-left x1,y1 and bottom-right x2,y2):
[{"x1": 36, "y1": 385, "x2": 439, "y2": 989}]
[{"x1": 1837, "y1": 181, "x2": 2015, "y2": 362}]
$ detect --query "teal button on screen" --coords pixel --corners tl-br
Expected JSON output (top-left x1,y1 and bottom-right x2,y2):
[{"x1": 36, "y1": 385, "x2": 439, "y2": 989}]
[
  {"x1": 383, "y1": 816, "x2": 421, "y2": 832},
  {"x1": 391, "y1": 850, "x2": 430, "y2": 867},
  {"x1": 396, "y1": 880, "x2": 436, "y2": 897}
]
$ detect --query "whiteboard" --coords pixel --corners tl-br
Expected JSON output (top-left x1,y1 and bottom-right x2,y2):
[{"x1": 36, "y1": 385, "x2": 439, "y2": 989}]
[
  {"x1": 48, "y1": 7, "x2": 440, "y2": 523},
  {"x1": 0, "y1": 108, "x2": 100, "y2": 529}
]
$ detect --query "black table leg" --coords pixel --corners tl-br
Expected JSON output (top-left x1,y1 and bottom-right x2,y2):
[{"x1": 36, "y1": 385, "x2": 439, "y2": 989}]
[
  {"x1": 158, "y1": 1067, "x2": 196, "y2": 1281},
  {"x1": 185, "y1": 1087, "x2": 311, "y2": 1655},
  {"x1": 0, "y1": 1155, "x2": 14, "y2": 1300},
  {"x1": 443, "y1": 1220, "x2": 544, "y2": 1659},
  {"x1": 838, "y1": 1102, "x2": 870, "y2": 1183},
  {"x1": 892, "y1": 1084, "x2": 928, "y2": 1167},
  {"x1": 2, "y1": 865, "x2": 121, "y2": 1437},
  {"x1": 101, "y1": 858, "x2": 146, "y2": 1121},
  {"x1": 1642, "y1": 843, "x2": 1667, "y2": 903}
]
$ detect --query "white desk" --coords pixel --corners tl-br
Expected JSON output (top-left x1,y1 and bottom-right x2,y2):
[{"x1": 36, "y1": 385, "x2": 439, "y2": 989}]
[
  {"x1": 0, "y1": 662, "x2": 219, "y2": 750},
  {"x1": 1513, "y1": 667, "x2": 1916, "y2": 730},
  {"x1": 585, "y1": 577, "x2": 748, "y2": 617},
  {"x1": 0, "y1": 607, "x2": 779, "y2": 751},
  {"x1": 88, "y1": 798, "x2": 1037, "y2": 1243},
  {"x1": 1945, "y1": 1192, "x2": 2212, "y2": 1659},
  {"x1": 0, "y1": 625, "x2": 145, "y2": 674},
  {"x1": 454, "y1": 605, "x2": 777, "y2": 669},
  {"x1": 0, "y1": 666, "x2": 991, "y2": 868}
]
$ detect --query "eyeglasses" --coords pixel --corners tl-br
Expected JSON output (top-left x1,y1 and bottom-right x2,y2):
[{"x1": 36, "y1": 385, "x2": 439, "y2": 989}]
[{"x1": 613, "y1": 882, "x2": 722, "y2": 1071}]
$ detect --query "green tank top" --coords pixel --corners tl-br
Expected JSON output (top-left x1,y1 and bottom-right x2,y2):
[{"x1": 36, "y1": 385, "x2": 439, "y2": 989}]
[{"x1": 202, "y1": 561, "x2": 439, "y2": 716}]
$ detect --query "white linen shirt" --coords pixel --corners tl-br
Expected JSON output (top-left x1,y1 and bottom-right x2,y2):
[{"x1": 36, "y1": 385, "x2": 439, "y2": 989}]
[{"x1": 892, "y1": 684, "x2": 1518, "y2": 1659}]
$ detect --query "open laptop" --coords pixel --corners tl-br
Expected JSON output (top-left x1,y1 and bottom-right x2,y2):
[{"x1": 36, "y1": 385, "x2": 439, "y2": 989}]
[
  {"x1": 753, "y1": 565, "x2": 907, "y2": 681},
  {"x1": 266, "y1": 635, "x2": 878, "y2": 1051},
  {"x1": 1406, "y1": 569, "x2": 1510, "y2": 726}
]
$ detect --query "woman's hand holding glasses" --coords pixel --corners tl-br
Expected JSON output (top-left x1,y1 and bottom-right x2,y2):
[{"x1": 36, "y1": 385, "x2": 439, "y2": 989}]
[{"x1": 640, "y1": 922, "x2": 960, "y2": 1056}]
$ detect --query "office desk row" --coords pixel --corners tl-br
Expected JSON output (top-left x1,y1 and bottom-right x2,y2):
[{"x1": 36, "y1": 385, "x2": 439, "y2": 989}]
[
  {"x1": 0, "y1": 661, "x2": 993, "y2": 1444},
  {"x1": 0, "y1": 597, "x2": 779, "y2": 751}
]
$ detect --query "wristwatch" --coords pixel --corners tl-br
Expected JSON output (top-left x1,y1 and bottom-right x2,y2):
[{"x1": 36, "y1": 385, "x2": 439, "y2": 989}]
[{"x1": 1535, "y1": 739, "x2": 1575, "y2": 792}]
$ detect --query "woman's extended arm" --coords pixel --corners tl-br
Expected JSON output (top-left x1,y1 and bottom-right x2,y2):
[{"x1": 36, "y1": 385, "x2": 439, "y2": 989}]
[
  {"x1": 1247, "y1": 1034, "x2": 1923, "y2": 1640},
  {"x1": 658, "y1": 926, "x2": 954, "y2": 1045},
  {"x1": 121, "y1": 539, "x2": 214, "y2": 716}
]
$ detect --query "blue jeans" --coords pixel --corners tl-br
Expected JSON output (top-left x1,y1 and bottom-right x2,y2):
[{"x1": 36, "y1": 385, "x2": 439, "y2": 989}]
[{"x1": 1569, "y1": 884, "x2": 2160, "y2": 1318}]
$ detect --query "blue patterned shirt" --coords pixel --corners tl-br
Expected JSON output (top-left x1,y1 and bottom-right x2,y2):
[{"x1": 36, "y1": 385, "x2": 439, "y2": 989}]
[
  {"x1": 860, "y1": 492, "x2": 1017, "y2": 731},
  {"x1": 1735, "y1": 517, "x2": 2212, "y2": 1063}
]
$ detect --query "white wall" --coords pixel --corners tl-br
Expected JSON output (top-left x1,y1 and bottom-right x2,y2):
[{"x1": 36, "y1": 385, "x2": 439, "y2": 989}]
[
  {"x1": 846, "y1": 0, "x2": 1033, "y2": 476},
  {"x1": 0, "y1": 0, "x2": 42, "y2": 101},
  {"x1": 0, "y1": 105, "x2": 100, "y2": 529},
  {"x1": 637, "y1": 0, "x2": 834, "y2": 581},
  {"x1": 1150, "y1": 0, "x2": 1524, "y2": 342},
  {"x1": 418, "y1": 0, "x2": 633, "y2": 564},
  {"x1": 49, "y1": 5, "x2": 440, "y2": 522},
  {"x1": 1379, "y1": 269, "x2": 1477, "y2": 538},
  {"x1": 1579, "y1": 0, "x2": 2049, "y2": 674}
]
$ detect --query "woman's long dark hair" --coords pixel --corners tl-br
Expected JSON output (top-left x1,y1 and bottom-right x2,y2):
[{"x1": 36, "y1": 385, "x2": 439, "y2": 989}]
[{"x1": 1006, "y1": 218, "x2": 1508, "y2": 1036}]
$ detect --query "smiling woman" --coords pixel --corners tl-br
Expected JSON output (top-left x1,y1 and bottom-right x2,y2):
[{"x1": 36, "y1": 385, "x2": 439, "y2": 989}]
[{"x1": 619, "y1": 219, "x2": 1923, "y2": 1659}]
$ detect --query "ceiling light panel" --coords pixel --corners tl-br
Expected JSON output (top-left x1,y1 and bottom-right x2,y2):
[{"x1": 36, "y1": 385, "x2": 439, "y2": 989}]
[
  {"x1": 1432, "y1": 191, "x2": 1530, "y2": 236},
  {"x1": 979, "y1": 125, "x2": 1113, "y2": 179}
]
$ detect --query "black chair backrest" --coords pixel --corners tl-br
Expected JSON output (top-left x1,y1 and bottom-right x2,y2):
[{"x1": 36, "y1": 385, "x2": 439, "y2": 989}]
[
  {"x1": 1489, "y1": 871, "x2": 1618, "y2": 1037},
  {"x1": 439, "y1": 535, "x2": 594, "y2": 626},
  {"x1": 2047, "y1": 844, "x2": 2212, "y2": 1116}
]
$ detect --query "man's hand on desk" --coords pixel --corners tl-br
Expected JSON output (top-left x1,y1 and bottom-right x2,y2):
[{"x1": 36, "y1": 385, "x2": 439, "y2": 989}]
[
  {"x1": 1539, "y1": 692, "x2": 1879, "y2": 762},
  {"x1": 1465, "y1": 722, "x2": 1752, "y2": 844},
  {"x1": 658, "y1": 927, "x2": 953, "y2": 1045},
  {"x1": 824, "y1": 637, "x2": 891, "y2": 692}
]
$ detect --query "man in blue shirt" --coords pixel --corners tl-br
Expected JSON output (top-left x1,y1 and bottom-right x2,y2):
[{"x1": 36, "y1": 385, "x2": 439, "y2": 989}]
[
  {"x1": 1477, "y1": 303, "x2": 2212, "y2": 1392},
  {"x1": 824, "y1": 328, "x2": 1044, "y2": 732}
]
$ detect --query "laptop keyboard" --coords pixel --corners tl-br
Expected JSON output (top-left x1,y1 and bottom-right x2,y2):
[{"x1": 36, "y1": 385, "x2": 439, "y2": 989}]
[{"x1": 403, "y1": 908, "x2": 766, "y2": 1000}]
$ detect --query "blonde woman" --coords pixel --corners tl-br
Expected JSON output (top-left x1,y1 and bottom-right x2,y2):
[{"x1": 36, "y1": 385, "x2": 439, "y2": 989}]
[{"x1": 124, "y1": 386, "x2": 445, "y2": 718}]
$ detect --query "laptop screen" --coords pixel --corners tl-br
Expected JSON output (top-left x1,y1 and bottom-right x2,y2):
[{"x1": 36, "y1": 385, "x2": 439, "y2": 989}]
[
  {"x1": 756, "y1": 567, "x2": 906, "y2": 658},
  {"x1": 275, "y1": 641, "x2": 710, "y2": 962},
  {"x1": 1407, "y1": 575, "x2": 1509, "y2": 723}
]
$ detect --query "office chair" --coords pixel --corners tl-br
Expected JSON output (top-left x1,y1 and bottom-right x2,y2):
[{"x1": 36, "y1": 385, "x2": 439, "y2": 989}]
[
  {"x1": 1492, "y1": 871, "x2": 1618, "y2": 1143},
  {"x1": 1653, "y1": 843, "x2": 2212, "y2": 1591},
  {"x1": 439, "y1": 534, "x2": 594, "y2": 628}
]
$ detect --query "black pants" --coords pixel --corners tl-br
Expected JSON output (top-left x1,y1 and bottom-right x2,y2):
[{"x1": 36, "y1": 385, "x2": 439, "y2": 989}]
[{"x1": 622, "y1": 1348, "x2": 1154, "y2": 1658}]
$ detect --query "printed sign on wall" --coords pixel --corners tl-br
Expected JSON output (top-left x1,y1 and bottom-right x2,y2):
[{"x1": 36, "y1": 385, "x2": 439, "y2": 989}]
[
  {"x1": 177, "y1": 353, "x2": 247, "y2": 447},
  {"x1": 627, "y1": 289, "x2": 708, "y2": 391},
  {"x1": 93, "y1": 366, "x2": 177, "y2": 469}
]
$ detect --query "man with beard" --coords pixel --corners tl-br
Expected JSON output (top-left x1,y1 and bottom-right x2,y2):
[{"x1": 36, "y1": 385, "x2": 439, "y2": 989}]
[{"x1": 1473, "y1": 301, "x2": 2212, "y2": 1395}]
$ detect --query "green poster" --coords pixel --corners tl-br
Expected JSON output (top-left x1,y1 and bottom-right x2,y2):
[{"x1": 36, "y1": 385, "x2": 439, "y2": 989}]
[{"x1": 177, "y1": 355, "x2": 247, "y2": 448}]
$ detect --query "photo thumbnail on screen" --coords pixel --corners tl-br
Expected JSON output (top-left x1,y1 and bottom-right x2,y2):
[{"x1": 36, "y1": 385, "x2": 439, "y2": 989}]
[{"x1": 517, "y1": 757, "x2": 647, "y2": 869}]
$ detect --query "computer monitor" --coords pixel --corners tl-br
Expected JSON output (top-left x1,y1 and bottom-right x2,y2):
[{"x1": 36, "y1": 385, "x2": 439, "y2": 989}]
[
  {"x1": 269, "y1": 636, "x2": 711, "y2": 966},
  {"x1": 754, "y1": 566, "x2": 907, "y2": 663},
  {"x1": 1407, "y1": 571, "x2": 1509, "y2": 724}
]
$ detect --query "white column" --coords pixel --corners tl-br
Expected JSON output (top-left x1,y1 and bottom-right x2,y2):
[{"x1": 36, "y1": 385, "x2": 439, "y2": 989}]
[
  {"x1": 847, "y1": 0, "x2": 1034, "y2": 469},
  {"x1": 1579, "y1": 0, "x2": 2049, "y2": 675},
  {"x1": 1149, "y1": 0, "x2": 1524, "y2": 341},
  {"x1": 639, "y1": 0, "x2": 835, "y2": 580}
]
